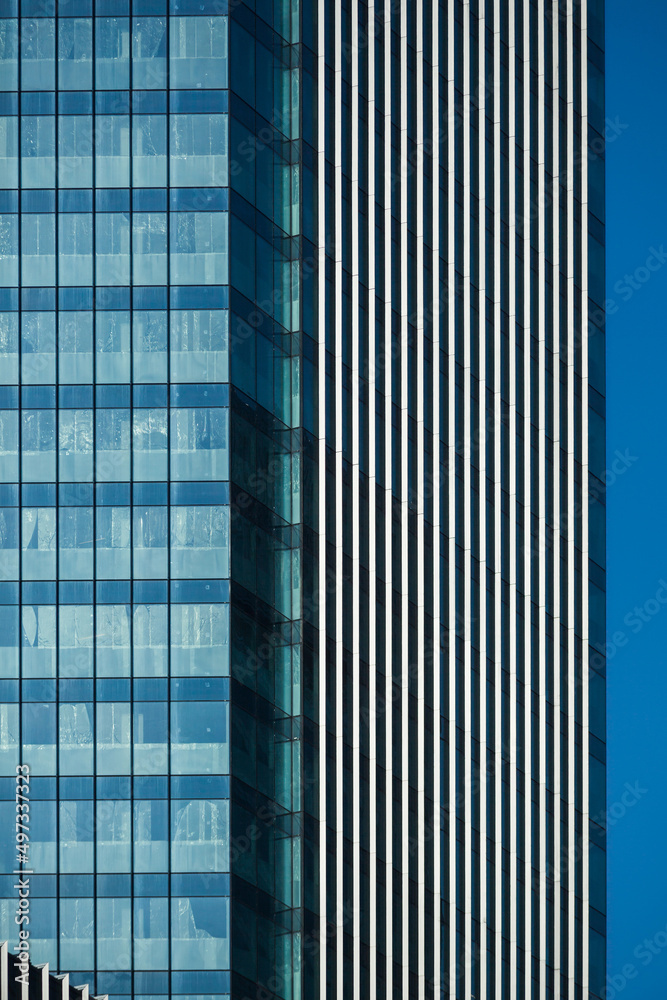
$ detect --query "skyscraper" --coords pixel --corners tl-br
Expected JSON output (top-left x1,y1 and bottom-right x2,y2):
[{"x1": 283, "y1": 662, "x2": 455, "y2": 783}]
[{"x1": 0, "y1": 1, "x2": 605, "y2": 999}]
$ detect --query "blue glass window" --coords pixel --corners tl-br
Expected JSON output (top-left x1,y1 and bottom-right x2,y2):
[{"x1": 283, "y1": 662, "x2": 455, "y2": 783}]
[
  {"x1": 133, "y1": 604, "x2": 168, "y2": 678},
  {"x1": 134, "y1": 798, "x2": 168, "y2": 871},
  {"x1": 133, "y1": 213, "x2": 168, "y2": 285},
  {"x1": 0, "y1": 215, "x2": 18, "y2": 286},
  {"x1": 96, "y1": 115, "x2": 130, "y2": 187},
  {"x1": 23, "y1": 701, "x2": 56, "y2": 775},
  {"x1": 132, "y1": 17, "x2": 167, "y2": 90},
  {"x1": 170, "y1": 505, "x2": 229, "y2": 579},
  {"x1": 171, "y1": 212, "x2": 228, "y2": 285},
  {"x1": 134, "y1": 506, "x2": 168, "y2": 578},
  {"x1": 171, "y1": 798, "x2": 228, "y2": 872},
  {"x1": 97, "y1": 605, "x2": 131, "y2": 678},
  {"x1": 0, "y1": 313, "x2": 18, "y2": 384},
  {"x1": 171, "y1": 895, "x2": 229, "y2": 969},
  {"x1": 96, "y1": 213, "x2": 131, "y2": 284},
  {"x1": 59, "y1": 214, "x2": 93, "y2": 285},
  {"x1": 22, "y1": 507, "x2": 56, "y2": 580},
  {"x1": 171, "y1": 113, "x2": 227, "y2": 187},
  {"x1": 96, "y1": 410, "x2": 131, "y2": 481},
  {"x1": 58, "y1": 115, "x2": 93, "y2": 188},
  {"x1": 59, "y1": 506, "x2": 94, "y2": 579},
  {"x1": 0, "y1": 701, "x2": 18, "y2": 768},
  {"x1": 60, "y1": 898, "x2": 94, "y2": 970},
  {"x1": 22, "y1": 605, "x2": 56, "y2": 679},
  {"x1": 0, "y1": 410, "x2": 18, "y2": 481},
  {"x1": 22, "y1": 411, "x2": 56, "y2": 481},
  {"x1": 58, "y1": 18, "x2": 93, "y2": 91},
  {"x1": 21, "y1": 18, "x2": 55, "y2": 92},
  {"x1": 60, "y1": 409, "x2": 93, "y2": 481},
  {"x1": 170, "y1": 407, "x2": 228, "y2": 481},
  {"x1": 132, "y1": 114, "x2": 167, "y2": 187},
  {"x1": 0, "y1": 507, "x2": 18, "y2": 580},
  {"x1": 59, "y1": 311, "x2": 93, "y2": 382},
  {"x1": 21, "y1": 116, "x2": 55, "y2": 187},
  {"x1": 0, "y1": 114, "x2": 18, "y2": 188},
  {"x1": 22, "y1": 312, "x2": 55, "y2": 384},
  {"x1": 170, "y1": 309, "x2": 228, "y2": 383},
  {"x1": 134, "y1": 896, "x2": 168, "y2": 967},
  {"x1": 96, "y1": 18, "x2": 130, "y2": 90},
  {"x1": 169, "y1": 17, "x2": 227, "y2": 90},
  {"x1": 96, "y1": 311, "x2": 131, "y2": 382},
  {"x1": 0, "y1": 20, "x2": 18, "y2": 92},
  {"x1": 59, "y1": 702, "x2": 93, "y2": 776},
  {"x1": 170, "y1": 699, "x2": 228, "y2": 776},
  {"x1": 170, "y1": 602, "x2": 229, "y2": 677}
]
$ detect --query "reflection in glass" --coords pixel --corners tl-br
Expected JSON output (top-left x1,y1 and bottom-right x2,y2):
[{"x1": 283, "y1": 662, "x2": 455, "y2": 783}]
[{"x1": 171, "y1": 505, "x2": 229, "y2": 579}]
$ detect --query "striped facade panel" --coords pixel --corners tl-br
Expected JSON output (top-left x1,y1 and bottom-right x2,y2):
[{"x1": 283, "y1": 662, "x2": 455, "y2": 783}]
[{"x1": 300, "y1": 0, "x2": 605, "y2": 998}]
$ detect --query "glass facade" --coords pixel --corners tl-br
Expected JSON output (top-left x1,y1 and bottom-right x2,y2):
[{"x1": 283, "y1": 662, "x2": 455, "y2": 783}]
[
  {"x1": 1, "y1": 1, "x2": 604, "y2": 1000},
  {"x1": 1, "y1": 3, "x2": 232, "y2": 1000},
  {"x1": 298, "y1": 0, "x2": 605, "y2": 998}
]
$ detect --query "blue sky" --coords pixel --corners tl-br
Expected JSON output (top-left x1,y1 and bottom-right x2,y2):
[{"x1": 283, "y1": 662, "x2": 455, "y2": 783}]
[{"x1": 606, "y1": 1, "x2": 667, "y2": 996}]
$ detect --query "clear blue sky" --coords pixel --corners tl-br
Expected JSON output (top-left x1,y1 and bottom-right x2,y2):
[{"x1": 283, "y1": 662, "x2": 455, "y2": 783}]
[{"x1": 606, "y1": 1, "x2": 667, "y2": 996}]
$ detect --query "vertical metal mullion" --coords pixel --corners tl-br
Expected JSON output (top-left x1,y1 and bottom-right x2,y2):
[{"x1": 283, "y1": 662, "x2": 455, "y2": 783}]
[
  {"x1": 315, "y1": 0, "x2": 327, "y2": 993},
  {"x1": 536, "y1": 3, "x2": 548, "y2": 998},
  {"x1": 414, "y1": 0, "x2": 426, "y2": 996},
  {"x1": 365, "y1": 2, "x2": 377, "y2": 993},
  {"x1": 504, "y1": 0, "x2": 519, "y2": 995},
  {"x1": 521, "y1": 1, "x2": 533, "y2": 994},
  {"x1": 550, "y1": 4, "x2": 562, "y2": 992},
  {"x1": 461, "y1": 6, "x2": 472, "y2": 998},
  {"x1": 54, "y1": 5, "x2": 61, "y2": 979},
  {"x1": 91, "y1": 3, "x2": 98, "y2": 988},
  {"x1": 333, "y1": 0, "x2": 344, "y2": 993},
  {"x1": 349, "y1": 0, "x2": 361, "y2": 994},
  {"x1": 476, "y1": 5, "x2": 488, "y2": 996},
  {"x1": 382, "y1": 2, "x2": 393, "y2": 993},
  {"x1": 446, "y1": 1, "x2": 457, "y2": 994},
  {"x1": 17, "y1": 1, "x2": 24, "y2": 934},
  {"x1": 565, "y1": 8, "x2": 576, "y2": 998},
  {"x1": 165, "y1": 8, "x2": 172, "y2": 990},
  {"x1": 579, "y1": 3, "x2": 591, "y2": 997},
  {"x1": 430, "y1": 1, "x2": 441, "y2": 994},
  {"x1": 128, "y1": 15, "x2": 135, "y2": 992},
  {"x1": 492, "y1": 2, "x2": 504, "y2": 994},
  {"x1": 399, "y1": 2, "x2": 409, "y2": 996}
]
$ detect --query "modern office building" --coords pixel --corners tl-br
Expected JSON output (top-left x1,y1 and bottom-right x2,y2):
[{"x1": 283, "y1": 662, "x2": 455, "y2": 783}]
[
  {"x1": 0, "y1": 1, "x2": 605, "y2": 999},
  {"x1": 0, "y1": 941, "x2": 105, "y2": 1000}
]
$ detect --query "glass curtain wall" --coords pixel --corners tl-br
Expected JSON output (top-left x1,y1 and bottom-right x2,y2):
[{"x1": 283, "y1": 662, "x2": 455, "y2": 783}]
[
  {"x1": 0, "y1": 6, "x2": 232, "y2": 1000},
  {"x1": 227, "y1": 2, "x2": 303, "y2": 1000},
  {"x1": 297, "y1": 1, "x2": 606, "y2": 999}
]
